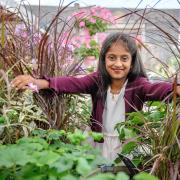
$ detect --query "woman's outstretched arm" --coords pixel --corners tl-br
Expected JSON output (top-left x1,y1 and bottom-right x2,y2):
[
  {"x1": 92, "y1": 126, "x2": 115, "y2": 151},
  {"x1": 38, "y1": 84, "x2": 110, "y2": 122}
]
[
  {"x1": 11, "y1": 72, "x2": 99, "y2": 94},
  {"x1": 11, "y1": 75, "x2": 49, "y2": 90}
]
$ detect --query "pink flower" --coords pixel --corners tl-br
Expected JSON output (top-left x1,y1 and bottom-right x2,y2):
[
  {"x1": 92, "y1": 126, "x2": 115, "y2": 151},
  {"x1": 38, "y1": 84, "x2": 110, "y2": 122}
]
[
  {"x1": 28, "y1": 83, "x2": 38, "y2": 93},
  {"x1": 83, "y1": 29, "x2": 90, "y2": 36},
  {"x1": 85, "y1": 42, "x2": 91, "y2": 48},
  {"x1": 89, "y1": 18, "x2": 96, "y2": 23},
  {"x1": 79, "y1": 21, "x2": 85, "y2": 27}
]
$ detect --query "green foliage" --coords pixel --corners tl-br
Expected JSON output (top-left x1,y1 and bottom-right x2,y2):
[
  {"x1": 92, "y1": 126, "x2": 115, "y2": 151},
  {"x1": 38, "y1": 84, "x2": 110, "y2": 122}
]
[
  {"x1": 67, "y1": 129, "x2": 87, "y2": 145},
  {"x1": 89, "y1": 131, "x2": 103, "y2": 142},
  {"x1": 0, "y1": 90, "x2": 48, "y2": 144},
  {"x1": 0, "y1": 129, "x2": 159, "y2": 179},
  {"x1": 76, "y1": 157, "x2": 92, "y2": 176},
  {"x1": 134, "y1": 172, "x2": 159, "y2": 180},
  {"x1": 0, "y1": 146, "x2": 32, "y2": 168},
  {"x1": 121, "y1": 141, "x2": 137, "y2": 155},
  {"x1": 115, "y1": 101, "x2": 179, "y2": 179},
  {"x1": 0, "y1": 130, "x2": 108, "y2": 179},
  {"x1": 84, "y1": 17, "x2": 108, "y2": 36},
  {"x1": 74, "y1": 40, "x2": 100, "y2": 59},
  {"x1": 87, "y1": 173, "x2": 115, "y2": 180}
]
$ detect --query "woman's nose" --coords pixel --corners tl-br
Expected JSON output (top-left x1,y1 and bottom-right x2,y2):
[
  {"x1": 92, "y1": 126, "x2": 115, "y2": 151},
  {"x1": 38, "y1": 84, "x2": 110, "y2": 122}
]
[{"x1": 114, "y1": 59, "x2": 123, "y2": 67}]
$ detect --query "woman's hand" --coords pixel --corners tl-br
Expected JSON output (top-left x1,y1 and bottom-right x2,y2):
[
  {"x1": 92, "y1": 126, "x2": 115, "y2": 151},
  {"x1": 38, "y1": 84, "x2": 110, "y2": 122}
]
[
  {"x1": 11, "y1": 75, "x2": 49, "y2": 91},
  {"x1": 11, "y1": 75, "x2": 35, "y2": 90}
]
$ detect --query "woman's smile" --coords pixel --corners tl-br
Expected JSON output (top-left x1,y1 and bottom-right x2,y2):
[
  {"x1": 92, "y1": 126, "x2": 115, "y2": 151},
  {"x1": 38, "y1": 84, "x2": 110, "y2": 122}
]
[{"x1": 105, "y1": 42, "x2": 132, "y2": 81}]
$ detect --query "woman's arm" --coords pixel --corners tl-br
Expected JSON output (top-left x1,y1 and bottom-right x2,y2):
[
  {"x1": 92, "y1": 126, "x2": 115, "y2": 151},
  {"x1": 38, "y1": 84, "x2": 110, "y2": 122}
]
[
  {"x1": 135, "y1": 77, "x2": 173, "y2": 102},
  {"x1": 138, "y1": 78, "x2": 180, "y2": 102},
  {"x1": 11, "y1": 75, "x2": 49, "y2": 90},
  {"x1": 11, "y1": 72, "x2": 99, "y2": 94}
]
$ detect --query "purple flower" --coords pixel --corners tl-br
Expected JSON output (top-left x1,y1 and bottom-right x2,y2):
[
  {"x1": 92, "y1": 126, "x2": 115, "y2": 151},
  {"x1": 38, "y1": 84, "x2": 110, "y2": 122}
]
[
  {"x1": 31, "y1": 58, "x2": 37, "y2": 64},
  {"x1": 15, "y1": 24, "x2": 28, "y2": 38}
]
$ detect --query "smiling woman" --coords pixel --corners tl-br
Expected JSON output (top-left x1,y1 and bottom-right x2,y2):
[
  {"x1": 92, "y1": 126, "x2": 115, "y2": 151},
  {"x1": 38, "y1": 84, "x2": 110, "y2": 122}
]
[
  {"x1": 11, "y1": 32, "x2": 180, "y2": 161},
  {"x1": 105, "y1": 43, "x2": 132, "y2": 87}
]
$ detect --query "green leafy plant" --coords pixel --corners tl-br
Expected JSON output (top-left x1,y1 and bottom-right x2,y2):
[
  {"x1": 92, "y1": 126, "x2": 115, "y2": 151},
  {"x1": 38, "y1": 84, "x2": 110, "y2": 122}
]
[
  {"x1": 74, "y1": 6, "x2": 116, "y2": 36},
  {"x1": 81, "y1": 17, "x2": 109, "y2": 36},
  {"x1": 0, "y1": 2, "x2": 91, "y2": 134},
  {"x1": 0, "y1": 130, "x2": 107, "y2": 179},
  {"x1": 115, "y1": 100, "x2": 179, "y2": 180},
  {"x1": 74, "y1": 40, "x2": 100, "y2": 59},
  {"x1": 0, "y1": 69, "x2": 48, "y2": 144},
  {"x1": 0, "y1": 129, "x2": 159, "y2": 180}
]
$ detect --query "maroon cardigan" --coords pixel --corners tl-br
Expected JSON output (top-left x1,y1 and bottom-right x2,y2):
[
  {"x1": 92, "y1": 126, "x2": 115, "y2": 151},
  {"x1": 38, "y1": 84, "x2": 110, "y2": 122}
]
[{"x1": 45, "y1": 72, "x2": 173, "y2": 132}]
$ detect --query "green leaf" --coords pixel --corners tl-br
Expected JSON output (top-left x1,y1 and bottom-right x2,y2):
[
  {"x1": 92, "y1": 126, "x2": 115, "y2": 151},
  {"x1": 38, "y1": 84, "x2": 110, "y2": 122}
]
[
  {"x1": 32, "y1": 150, "x2": 59, "y2": 166},
  {"x1": 61, "y1": 175, "x2": 77, "y2": 180},
  {"x1": 148, "y1": 112, "x2": 164, "y2": 121},
  {"x1": 76, "y1": 158, "x2": 92, "y2": 176},
  {"x1": 131, "y1": 115, "x2": 144, "y2": 125},
  {"x1": 146, "y1": 101, "x2": 162, "y2": 107},
  {"x1": 49, "y1": 156, "x2": 74, "y2": 173},
  {"x1": 87, "y1": 173, "x2": 115, "y2": 180},
  {"x1": 132, "y1": 157, "x2": 143, "y2": 167},
  {"x1": 0, "y1": 169, "x2": 11, "y2": 180},
  {"x1": 116, "y1": 124, "x2": 125, "y2": 140},
  {"x1": 115, "y1": 172, "x2": 129, "y2": 180},
  {"x1": 124, "y1": 128, "x2": 137, "y2": 139},
  {"x1": 121, "y1": 141, "x2": 137, "y2": 154},
  {"x1": 47, "y1": 130, "x2": 65, "y2": 140},
  {"x1": 133, "y1": 172, "x2": 159, "y2": 180},
  {"x1": 17, "y1": 137, "x2": 48, "y2": 149},
  {"x1": 32, "y1": 129, "x2": 47, "y2": 138},
  {"x1": 18, "y1": 163, "x2": 46, "y2": 179},
  {"x1": 0, "y1": 116, "x2": 5, "y2": 124},
  {"x1": 18, "y1": 142, "x2": 44, "y2": 152},
  {"x1": 67, "y1": 130, "x2": 87, "y2": 145},
  {"x1": 0, "y1": 146, "x2": 32, "y2": 168},
  {"x1": 90, "y1": 132, "x2": 103, "y2": 142}
]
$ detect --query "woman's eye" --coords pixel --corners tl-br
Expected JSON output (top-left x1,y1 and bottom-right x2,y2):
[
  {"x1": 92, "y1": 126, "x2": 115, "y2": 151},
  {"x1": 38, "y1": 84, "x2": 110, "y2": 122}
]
[
  {"x1": 121, "y1": 56, "x2": 129, "y2": 61},
  {"x1": 108, "y1": 56, "x2": 115, "y2": 60}
]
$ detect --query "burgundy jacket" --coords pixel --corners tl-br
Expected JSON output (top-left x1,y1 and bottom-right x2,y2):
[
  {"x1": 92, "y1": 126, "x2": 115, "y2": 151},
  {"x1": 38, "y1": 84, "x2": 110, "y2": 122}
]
[{"x1": 45, "y1": 72, "x2": 173, "y2": 132}]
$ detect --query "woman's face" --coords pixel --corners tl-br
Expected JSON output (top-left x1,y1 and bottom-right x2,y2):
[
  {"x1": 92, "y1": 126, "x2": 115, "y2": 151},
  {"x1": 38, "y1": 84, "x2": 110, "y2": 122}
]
[{"x1": 105, "y1": 42, "x2": 132, "y2": 82}]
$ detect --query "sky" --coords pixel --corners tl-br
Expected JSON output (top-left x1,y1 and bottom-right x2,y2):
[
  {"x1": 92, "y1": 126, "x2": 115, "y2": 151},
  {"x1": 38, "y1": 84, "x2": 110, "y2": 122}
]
[{"x1": 14, "y1": 0, "x2": 180, "y2": 9}]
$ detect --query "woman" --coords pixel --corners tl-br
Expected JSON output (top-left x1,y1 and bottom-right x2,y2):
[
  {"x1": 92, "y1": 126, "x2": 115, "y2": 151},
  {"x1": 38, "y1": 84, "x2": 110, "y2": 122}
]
[{"x1": 11, "y1": 32, "x2": 180, "y2": 160}]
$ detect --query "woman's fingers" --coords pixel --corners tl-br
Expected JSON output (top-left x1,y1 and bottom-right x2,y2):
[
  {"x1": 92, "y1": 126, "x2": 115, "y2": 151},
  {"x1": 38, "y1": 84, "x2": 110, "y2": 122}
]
[
  {"x1": 11, "y1": 75, "x2": 34, "y2": 90},
  {"x1": 11, "y1": 79, "x2": 21, "y2": 89}
]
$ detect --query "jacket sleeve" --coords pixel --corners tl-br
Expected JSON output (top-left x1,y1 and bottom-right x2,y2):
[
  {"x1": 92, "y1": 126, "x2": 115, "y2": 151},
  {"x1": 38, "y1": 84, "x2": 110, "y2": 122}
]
[
  {"x1": 43, "y1": 72, "x2": 99, "y2": 94},
  {"x1": 138, "y1": 78, "x2": 173, "y2": 102}
]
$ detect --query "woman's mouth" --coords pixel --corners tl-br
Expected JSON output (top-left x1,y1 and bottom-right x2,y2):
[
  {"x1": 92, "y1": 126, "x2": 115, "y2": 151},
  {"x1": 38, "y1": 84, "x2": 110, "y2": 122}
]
[{"x1": 112, "y1": 69, "x2": 124, "y2": 73}]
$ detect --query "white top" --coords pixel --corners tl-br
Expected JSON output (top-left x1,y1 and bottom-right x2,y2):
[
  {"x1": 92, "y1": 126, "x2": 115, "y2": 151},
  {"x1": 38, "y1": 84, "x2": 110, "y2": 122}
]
[
  {"x1": 86, "y1": 81, "x2": 127, "y2": 162},
  {"x1": 101, "y1": 82, "x2": 127, "y2": 161},
  {"x1": 103, "y1": 85, "x2": 126, "y2": 136}
]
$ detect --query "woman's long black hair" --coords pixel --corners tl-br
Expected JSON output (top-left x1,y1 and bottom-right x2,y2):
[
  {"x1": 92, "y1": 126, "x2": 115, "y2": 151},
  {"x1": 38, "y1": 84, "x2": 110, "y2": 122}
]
[{"x1": 97, "y1": 32, "x2": 147, "y2": 102}]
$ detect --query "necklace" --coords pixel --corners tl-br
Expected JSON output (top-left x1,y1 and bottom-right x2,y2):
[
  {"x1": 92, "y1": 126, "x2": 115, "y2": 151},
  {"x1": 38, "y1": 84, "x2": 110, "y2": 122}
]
[{"x1": 110, "y1": 89, "x2": 121, "y2": 100}]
